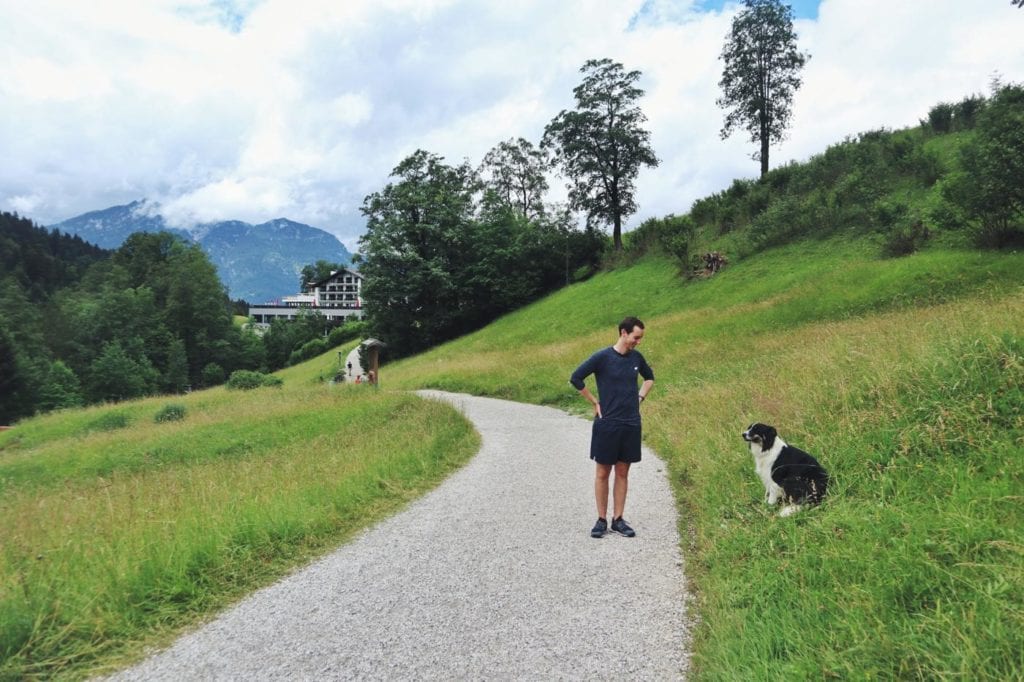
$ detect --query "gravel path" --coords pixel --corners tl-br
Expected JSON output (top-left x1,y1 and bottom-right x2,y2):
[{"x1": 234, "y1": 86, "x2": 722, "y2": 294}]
[{"x1": 107, "y1": 391, "x2": 691, "y2": 680}]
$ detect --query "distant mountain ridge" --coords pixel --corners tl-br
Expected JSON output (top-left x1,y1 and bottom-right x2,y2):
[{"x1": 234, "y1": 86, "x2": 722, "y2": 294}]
[{"x1": 50, "y1": 201, "x2": 353, "y2": 303}]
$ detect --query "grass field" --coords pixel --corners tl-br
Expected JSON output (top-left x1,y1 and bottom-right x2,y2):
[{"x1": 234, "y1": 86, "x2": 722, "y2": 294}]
[
  {"x1": 0, "y1": 356, "x2": 479, "y2": 680},
  {"x1": 3, "y1": 236, "x2": 1022, "y2": 679},
  {"x1": 384, "y1": 238, "x2": 1024, "y2": 679}
]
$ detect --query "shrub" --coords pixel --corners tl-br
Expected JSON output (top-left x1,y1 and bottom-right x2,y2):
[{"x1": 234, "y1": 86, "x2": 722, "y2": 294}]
[
  {"x1": 288, "y1": 338, "x2": 328, "y2": 366},
  {"x1": 881, "y1": 219, "x2": 931, "y2": 258},
  {"x1": 952, "y1": 94, "x2": 986, "y2": 131},
  {"x1": 328, "y1": 321, "x2": 368, "y2": 348},
  {"x1": 154, "y1": 404, "x2": 186, "y2": 423},
  {"x1": 924, "y1": 102, "x2": 954, "y2": 134},
  {"x1": 88, "y1": 411, "x2": 131, "y2": 432},
  {"x1": 201, "y1": 362, "x2": 225, "y2": 387},
  {"x1": 226, "y1": 370, "x2": 281, "y2": 390},
  {"x1": 871, "y1": 197, "x2": 910, "y2": 231}
]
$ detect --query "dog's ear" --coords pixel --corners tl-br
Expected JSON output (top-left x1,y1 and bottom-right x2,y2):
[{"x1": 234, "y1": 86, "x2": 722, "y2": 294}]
[{"x1": 762, "y1": 425, "x2": 777, "y2": 451}]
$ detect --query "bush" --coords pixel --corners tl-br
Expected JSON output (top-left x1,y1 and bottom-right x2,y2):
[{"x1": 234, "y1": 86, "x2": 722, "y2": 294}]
[
  {"x1": 328, "y1": 321, "x2": 368, "y2": 348},
  {"x1": 288, "y1": 338, "x2": 328, "y2": 366},
  {"x1": 154, "y1": 404, "x2": 186, "y2": 423},
  {"x1": 87, "y1": 411, "x2": 131, "y2": 432},
  {"x1": 226, "y1": 370, "x2": 282, "y2": 390},
  {"x1": 952, "y1": 94, "x2": 986, "y2": 131},
  {"x1": 881, "y1": 219, "x2": 931, "y2": 257},
  {"x1": 201, "y1": 362, "x2": 225, "y2": 387},
  {"x1": 924, "y1": 102, "x2": 954, "y2": 134}
]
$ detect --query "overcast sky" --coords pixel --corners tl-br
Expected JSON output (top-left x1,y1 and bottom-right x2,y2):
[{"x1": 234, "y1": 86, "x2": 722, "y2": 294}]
[{"x1": 2, "y1": 0, "x2": 1022, "y2": 251}]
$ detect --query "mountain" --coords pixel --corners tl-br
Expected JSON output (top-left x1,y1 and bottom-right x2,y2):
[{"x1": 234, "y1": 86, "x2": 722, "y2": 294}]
[{"x1": 50, "y1": 201, "x2": 353, "y2": 302}]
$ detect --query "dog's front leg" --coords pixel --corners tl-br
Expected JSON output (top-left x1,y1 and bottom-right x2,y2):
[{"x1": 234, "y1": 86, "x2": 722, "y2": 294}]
[{"x1": 766, "y1": 484, "x2": 781, "y2": 505}]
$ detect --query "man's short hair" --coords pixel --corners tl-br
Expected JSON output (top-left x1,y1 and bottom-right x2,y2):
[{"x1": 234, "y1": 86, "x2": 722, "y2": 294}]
[{"x1": 618, "y1": 316, "x2": 645, "y2": 334}]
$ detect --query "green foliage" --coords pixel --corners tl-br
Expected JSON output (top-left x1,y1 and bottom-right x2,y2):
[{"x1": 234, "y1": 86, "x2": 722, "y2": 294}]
[
  {"x1": 358, "y1": 150, "x2": 598, "y2": 358},
  {"x1": 542, "y1": 58, "x2": 658, "y2": 249},
  {"x1": 86, "y1": 341, "x2": 160, "y2": 403},
  {"x1": 327, "y1": 321, "x2": 367, "y2": 347},
  {"x1": 260, "y1": 312, "x2": 331, "y2": 371},
  {"x1": 479, "y1": 137, "x2": 549, "y2": 220},
  {"x1": 289, "y1": 338, "x2": 328, "y2": 366},
  {"x1": 87, "y1": 411, "x2": 131, "y2": 432},
  {"x1": 622, "y1": 214, "x2": 697, "y2": 270},
  {"x1": 201, "y1": 362, "x2": 226, "y2": 387},
  {"x1": 925, "y1": 101, "x2": 954, "y2": 133},
  {"x1": 922, "y1": 95, "x2": 986, "y2": 134},
  {"x1": 944, "y1": 83, "x2": 1024, "y2": 247},
  {"x1": 226, "y1": 370, "x2": 281, "y2": 390},
  {"x1": 37, "y1": 360, "x2": 84, "y2": 411},
  {"x1": 299, "y1": 260, "x2": 347, "y2": 292},
  {"x1": 0, "y1": 324, "x2": 31, "y2": 424},
  {"x1": 0, "y1": 212, "x2": 108, "y2": 303},
  {"x1": 153, "y1": 403, "x2": 186, "y2": 423},
  {"x1": 718, "y1": 0, "x2": 809, "y2": 176},
  {"x1": 0, "y1": 221, "x2": 267, "y2": 420}
]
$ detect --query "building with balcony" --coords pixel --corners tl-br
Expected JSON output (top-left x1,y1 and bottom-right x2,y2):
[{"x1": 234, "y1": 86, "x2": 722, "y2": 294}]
[{"x1": 247, "y1": 269, "x2": 364, "y2": 328}]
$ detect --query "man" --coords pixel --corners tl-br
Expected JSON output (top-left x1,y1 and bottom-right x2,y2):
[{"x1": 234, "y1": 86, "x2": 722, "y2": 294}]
[{"x1": 569, "y1": 317, "x2": 655, "y2": 538}]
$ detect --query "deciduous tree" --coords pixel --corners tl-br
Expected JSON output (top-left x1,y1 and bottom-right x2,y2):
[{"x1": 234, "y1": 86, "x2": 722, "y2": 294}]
[
  {"x1": 358, "y1": 150, "x2": 479, "y2": 357},
  {"x1": 718, "y1": 0, "x2": 808, "y2": 177},
  {"x1": 946, "y1": 83, "x2": 1024, "y2": 245},
  {"x1": 478, "y1": 138, "x2": 549, "y2": 220},
  {"x1": 543, "y1": 58, "x2": 658, "y2": 250},
  {"x1": 300, "y1": 260, "x2": 348, "y2": 292}
]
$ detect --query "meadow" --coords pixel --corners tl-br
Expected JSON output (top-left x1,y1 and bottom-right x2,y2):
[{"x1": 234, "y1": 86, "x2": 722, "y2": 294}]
[
  {"x1": 0, "y1": 356, "x2": 479, "y2": 679},
  {"x1": 2, "y1": 235, "x2": 1022, "y2": 679},
  {"x1": 384, "y1": 238, "x2": 1024, "y2": 679}
]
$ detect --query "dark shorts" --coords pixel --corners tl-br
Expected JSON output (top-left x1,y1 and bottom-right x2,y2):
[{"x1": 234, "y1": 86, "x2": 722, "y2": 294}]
[{"x1": 590, "y1": 419, "x2": 642, "y2": 465}]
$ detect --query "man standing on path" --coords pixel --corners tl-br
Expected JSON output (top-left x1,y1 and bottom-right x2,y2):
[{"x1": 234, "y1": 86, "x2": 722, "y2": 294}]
[{"x1": 569, "y1": 317, "x2": 655, "y2": 538}]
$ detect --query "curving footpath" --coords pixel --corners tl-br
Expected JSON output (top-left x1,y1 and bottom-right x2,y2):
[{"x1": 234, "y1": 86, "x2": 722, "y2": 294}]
[{"x1": 107, "y1": 391, "x2": 691, "y2": 680}]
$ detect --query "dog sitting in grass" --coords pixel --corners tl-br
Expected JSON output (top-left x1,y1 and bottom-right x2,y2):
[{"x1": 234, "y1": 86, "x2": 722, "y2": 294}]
[{"x1": 742, "y1": 423, "x2": 829, "y2": 517}]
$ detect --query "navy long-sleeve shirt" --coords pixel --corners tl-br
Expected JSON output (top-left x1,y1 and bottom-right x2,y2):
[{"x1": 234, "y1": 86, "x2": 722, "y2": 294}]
[{"x1": 569, "y1": 347, "x2": 654, "y2": 426}]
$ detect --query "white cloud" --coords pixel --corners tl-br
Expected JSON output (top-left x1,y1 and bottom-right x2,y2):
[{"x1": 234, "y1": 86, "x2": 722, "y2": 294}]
[{"x1": 2, "y1": 0, "x2": 1023, "y2": 246}]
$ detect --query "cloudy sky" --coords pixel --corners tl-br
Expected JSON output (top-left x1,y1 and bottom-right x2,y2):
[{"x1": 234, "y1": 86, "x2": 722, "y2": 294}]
[{"x1": 2, "y1": 0, "x2": 1022, "y2": 251}]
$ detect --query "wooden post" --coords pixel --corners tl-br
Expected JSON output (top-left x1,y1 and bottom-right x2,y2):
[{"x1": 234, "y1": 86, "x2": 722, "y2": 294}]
[{"x1": 361, "y1": 339, "x2": 386, "y2": 387}]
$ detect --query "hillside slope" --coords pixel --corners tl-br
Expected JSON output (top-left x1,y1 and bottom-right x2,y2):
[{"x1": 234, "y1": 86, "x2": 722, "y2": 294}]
[{"x1": 383, "y1": 237, "x2": 1024, "y2": 679}]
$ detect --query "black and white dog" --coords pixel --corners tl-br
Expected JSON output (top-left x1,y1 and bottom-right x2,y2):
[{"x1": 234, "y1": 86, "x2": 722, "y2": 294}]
[{"x1": 742, "y1": 423, "x2": 829, "y2": 517}]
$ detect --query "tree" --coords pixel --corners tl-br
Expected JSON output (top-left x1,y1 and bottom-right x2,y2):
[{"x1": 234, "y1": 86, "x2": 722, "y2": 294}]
[
  {"x1": 0, "y1": 324, "x2": 29, "y2": 424},
  {"x1": 478, "y1": 138, "x2": 550, "y2": 220},
  {"x1": 358, "y1": 150, "x2": 479, "y2": 357},
  {"x1": 946, "y1": 83, "x2": 1024, "y2": 245},
  {"x1": 38, "y1": 360, "x2": 83, "y2": 411},
  {"x1": 85, "y1": 340, "x2": 159, "y2": 403},
  {"x1": 300, "y1": 260, "x2": 348, "y2": 292},
  {"x1": 543, "y1": 58, "x2": 659, "y2": 250},
  {"x1": 717, "y1": 0, "x2": 809, "y2": 177}
]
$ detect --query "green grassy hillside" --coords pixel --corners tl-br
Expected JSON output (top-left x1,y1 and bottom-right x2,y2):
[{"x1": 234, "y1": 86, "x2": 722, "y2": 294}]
[
  {"x1": 0, "y1": 356, "x2": 479, "y2": 679},
  {"x1": 383, "y1": 237, "x2": 1024, "y2": 679}
]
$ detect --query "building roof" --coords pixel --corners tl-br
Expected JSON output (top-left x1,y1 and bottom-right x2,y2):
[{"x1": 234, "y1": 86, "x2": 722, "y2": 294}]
[{"x1": 309, "y1": 268, "x2": 362, "y2": 289}]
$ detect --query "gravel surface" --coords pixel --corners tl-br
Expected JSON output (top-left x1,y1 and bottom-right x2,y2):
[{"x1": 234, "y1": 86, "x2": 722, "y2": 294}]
[{"x1": 107, "y1": 391, "x2": 691, "y2": 680}]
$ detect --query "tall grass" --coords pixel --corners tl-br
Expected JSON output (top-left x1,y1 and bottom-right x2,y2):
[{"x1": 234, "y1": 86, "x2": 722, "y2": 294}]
[
  {"x1": 0, "y1": 379, "x2": 478, "y2": 679},
  {"x1": 383, "y1": 238, "x2": 1024, "y2": 679}
]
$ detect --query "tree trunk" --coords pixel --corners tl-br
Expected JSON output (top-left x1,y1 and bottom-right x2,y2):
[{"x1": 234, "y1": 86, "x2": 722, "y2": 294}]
[
  {"x1": 613, "y1": 213, "x2": 623, "y2": 251},
  {"x1": 760, "y1": 131, "x2": 769, "y2": 178}
]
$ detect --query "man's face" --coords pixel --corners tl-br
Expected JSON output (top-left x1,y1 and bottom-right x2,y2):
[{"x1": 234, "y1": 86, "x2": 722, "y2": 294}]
[{"x1": 620, "y1": 326, "x2": 644, "y2": 351}]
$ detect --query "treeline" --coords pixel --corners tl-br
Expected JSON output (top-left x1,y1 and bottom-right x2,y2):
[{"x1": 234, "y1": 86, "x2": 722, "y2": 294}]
[
  {"x1": 0, "y1": 220, "x2": 361, "y2": 424},
  {"x1": 356, "y1": 149, "x2": 604, "y2": 359},
  {"x1": 627, "y1": 82, "x2": 1024, "y2": 270}
]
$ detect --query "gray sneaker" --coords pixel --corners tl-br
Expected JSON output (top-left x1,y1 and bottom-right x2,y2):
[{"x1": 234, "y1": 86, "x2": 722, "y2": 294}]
[
  {"x1": 611, "y1": 517, "x2": 636, "y2": 537},
  {"x1": 590, "y1": 518, "x2": 608, "y2": 538}
]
